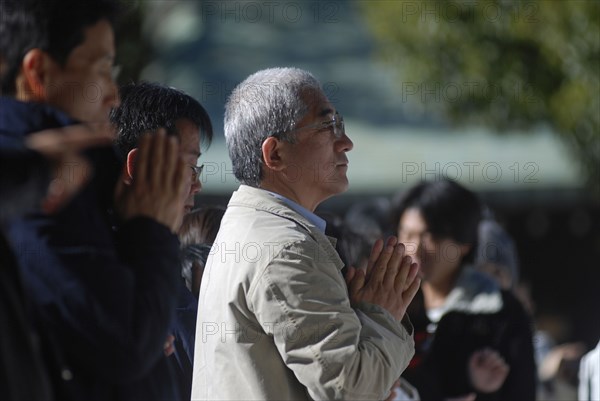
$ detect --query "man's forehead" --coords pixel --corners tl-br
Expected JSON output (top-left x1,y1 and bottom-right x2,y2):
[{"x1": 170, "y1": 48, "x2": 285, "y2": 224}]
[
  {"x1": 302, "y1": 89, "x2": 335, "y2": 115},
  {"x1": 174, "y1": 118, "x2": 202, "y2": 156},
  {"x1": 69, "y1": 19, "x2": 115, "y2": 63}
]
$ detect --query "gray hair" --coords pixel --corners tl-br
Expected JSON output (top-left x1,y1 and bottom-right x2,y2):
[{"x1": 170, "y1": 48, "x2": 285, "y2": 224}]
[{"x1": 224, "y1": 67, "x2": 322, "y2": 187}]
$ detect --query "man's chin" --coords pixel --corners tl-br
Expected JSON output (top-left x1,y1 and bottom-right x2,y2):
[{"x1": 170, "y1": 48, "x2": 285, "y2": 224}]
[
  {"x1": 337, "y1": 177, "x2": 350, "y2": 193},
  {"x1": 323, "y1": 179, "x2": 350, "y2": 200}
]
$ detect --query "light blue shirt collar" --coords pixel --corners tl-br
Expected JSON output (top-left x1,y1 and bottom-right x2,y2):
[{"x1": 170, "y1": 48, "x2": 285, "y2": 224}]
[{"x1": 266, "y1": 191, "x2": 326, "y2": 234}]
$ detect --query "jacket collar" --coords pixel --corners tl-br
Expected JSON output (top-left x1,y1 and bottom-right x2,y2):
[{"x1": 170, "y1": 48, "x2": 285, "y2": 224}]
[
  {"x1": 441, "y1": 267, "x2": 504, "y2": 315},
  {"x1": 0, "y1": 97, "x2": 75, "y2": 140},
  {"x1": 0, "y1": 96, "x2": 123, "y2": 211},
  {"x1": 265, "y1": 190, "x2": 326, "y2": 234},
  {"x1": 228, "y1": 185, "x2": 343, "y2": 270}
]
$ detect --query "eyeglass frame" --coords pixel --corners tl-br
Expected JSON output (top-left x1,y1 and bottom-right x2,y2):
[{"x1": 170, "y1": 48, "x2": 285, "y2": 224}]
[
  {"x1": 268, "y1": 112, "x2": 345, "y2": 140},
  {"x1": 189, "y1": 164, "x2": 204, "y2": 182}
]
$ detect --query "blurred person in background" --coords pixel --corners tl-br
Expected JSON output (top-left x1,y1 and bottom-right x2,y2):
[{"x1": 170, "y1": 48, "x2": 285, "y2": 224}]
[
  {"x1": 111, "y1": 81, "x2": 214, "y2": 400},
  {"x1": 319, "y1": 211, "x2": 372, "y2": 274},
  {"x1": 0, "y1": 127, "x2": 114, "y2": 399},
  {"x1": 394, "y1": 179, "x2": 536, "y2": 400},
  {"x1": 1, "y1": 0, "x2": 190, "y2": 398},
  {"x1": 475, "y1": 215, "x2": 520, "y2": 291},
  {"x1": 476, "y1": 213, "x2": 587, "y2": 401},
  {"x1": 345, "y1": 196, "x2": 394, "y2": 245},
  {"x1": 172, "y1": 206, "x2": 225, "y2": 399},
  {"x1": 178, "y1": 205, "x2": 226, "y2": 296},
  {"x1": 579, "y1": 340, "x2": 600, "y2": 401}
]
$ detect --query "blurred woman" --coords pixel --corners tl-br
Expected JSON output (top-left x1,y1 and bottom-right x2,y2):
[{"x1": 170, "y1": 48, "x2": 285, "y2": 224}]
[{"x1": 394, "y1": 179, "x2": 536, "y2": 400}]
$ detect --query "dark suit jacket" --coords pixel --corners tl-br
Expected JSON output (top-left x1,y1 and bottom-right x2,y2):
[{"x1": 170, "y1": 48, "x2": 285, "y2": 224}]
[{"x1": 0, "y1": 97, "x2": 181, "y2": 400}]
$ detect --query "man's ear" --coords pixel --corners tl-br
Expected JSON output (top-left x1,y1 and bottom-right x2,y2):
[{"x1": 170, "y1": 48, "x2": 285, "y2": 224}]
[
  {"x1": 17, "y1": 49, "x2": 51, "y2": 102},
  {"x1": 125, "y1": 148, "x2": 138, "y2": 183},
  {"x1": 261, "y1": 137, "x2": 285, "y2": 171}
]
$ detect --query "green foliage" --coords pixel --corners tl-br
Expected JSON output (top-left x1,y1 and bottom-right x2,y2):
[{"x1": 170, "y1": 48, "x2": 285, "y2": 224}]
[{"x1": 362, "y1": 0, "x2": 599, "y2": 192}]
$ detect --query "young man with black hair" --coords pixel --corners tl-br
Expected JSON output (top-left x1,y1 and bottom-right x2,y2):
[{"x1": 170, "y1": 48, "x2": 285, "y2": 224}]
[
  {"x1": 0, "y1": 0, "x2": 189, "y2": 398},
  {"x1": 111, "y1": 81, "x2": 214, "y2": 400},
  {"x1": 111, "y1": 81, "x2": 213, "y2": 214}
]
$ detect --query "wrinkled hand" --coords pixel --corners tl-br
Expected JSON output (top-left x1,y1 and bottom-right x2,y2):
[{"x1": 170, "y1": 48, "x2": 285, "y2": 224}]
[
  {"x1": 345, "y1": 237, "x2": 421, "y2": 321},
  {"x1": 25, "y1": 123, "x2": 115, "y2": 214},
  {"x1": 114, "y1": 130, "x2": 187, "y2": 232},
  {"x1": 469, "y1": 348, "x2": 510, "y2": 393}
]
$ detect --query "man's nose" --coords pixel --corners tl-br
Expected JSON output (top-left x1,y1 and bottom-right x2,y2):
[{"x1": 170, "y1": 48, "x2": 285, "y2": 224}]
[
  {"x1": 191, "y1": 178, "x2": 202, "y2": 195},
  {"x1": 337, "y1": 132, "x2": 353, "y2": 152}
]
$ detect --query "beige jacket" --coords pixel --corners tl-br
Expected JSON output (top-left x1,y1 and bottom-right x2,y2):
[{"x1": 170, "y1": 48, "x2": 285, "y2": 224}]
[{"x1": 192, "y1": 185, "x2": 414, "y2": 400}]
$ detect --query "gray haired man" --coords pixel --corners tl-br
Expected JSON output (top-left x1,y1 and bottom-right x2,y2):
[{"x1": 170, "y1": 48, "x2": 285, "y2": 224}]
[{"x1": 192, "y1": 67, "x2": 420, "y2": 400}]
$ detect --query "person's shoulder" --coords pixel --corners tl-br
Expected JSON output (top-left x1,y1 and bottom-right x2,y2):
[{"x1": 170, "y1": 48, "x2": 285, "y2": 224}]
[
  {"x1": 223, "y1": 200, "x2": 314, "y2": 244},
  {"x1": 219, "y1": 187, "x2": 332, "y2": 263},
  {"x1": 0, "y1": 97, "x2": 75, "y2": 137},
  {"x1": 499, "y1": 289, "x2": 531, "y2": 320}
]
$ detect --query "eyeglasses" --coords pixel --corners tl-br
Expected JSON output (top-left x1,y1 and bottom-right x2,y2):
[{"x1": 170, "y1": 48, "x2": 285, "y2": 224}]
[
  {"x1": 189, "y1": 164, "x2": 204, "y2": 182},
  {"x1": 270, "y1": 112, "x2": 345, "y2": 139}
]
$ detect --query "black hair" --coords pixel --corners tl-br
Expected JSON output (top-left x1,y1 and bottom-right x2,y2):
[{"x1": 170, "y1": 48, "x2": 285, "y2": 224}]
[
  {"x1": 111, "y1": 81, "x2": 213, "y2": 157},
  {"x1": 320, "y1": 212, "x2": 372, "y2": 277},
  {"x1": 0, "y1": 0, "x2": 119, "y2": 95},
  {"x1": 180, "y1": 243, "x2": 211, "y2": 296},
  {"x1": 179, "y1": 206, "x2": 226, "y2": 247},
  {"x1": 345, "y1": 197, "x2": 394, "y2": 243},
  {"x1": 392, "y1": 179, "x2": 482, "y2": 263}
]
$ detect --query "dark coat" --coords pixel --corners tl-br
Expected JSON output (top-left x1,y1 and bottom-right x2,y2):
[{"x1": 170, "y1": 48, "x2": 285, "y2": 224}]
[
  {"x1": 0, "y1": 97, "x2": 181, "y2": 400},
  {"x1": 0, "y1": 144, "x2": 50, "y2": 221},
  {"x1": 0, "y1": 143, "x2": 68, "y2": 399},
  {"x1": 0, "y1": 233, "x2": 54, "y2": 400},
  {"x1": 403, "y1": 268, "x2": 537, "y2": 400},
  {"x1": 1, "y1": 149, "x2": 54, "y2": 399},
  {"x1": 171, "y1": 279, "x2": 198, "y2": 401}
]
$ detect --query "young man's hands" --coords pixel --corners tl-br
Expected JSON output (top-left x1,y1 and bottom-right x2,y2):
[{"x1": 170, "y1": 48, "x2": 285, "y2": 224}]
[{"x1": 114, "y1": 130, "x2": 187, "y2": 232}]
